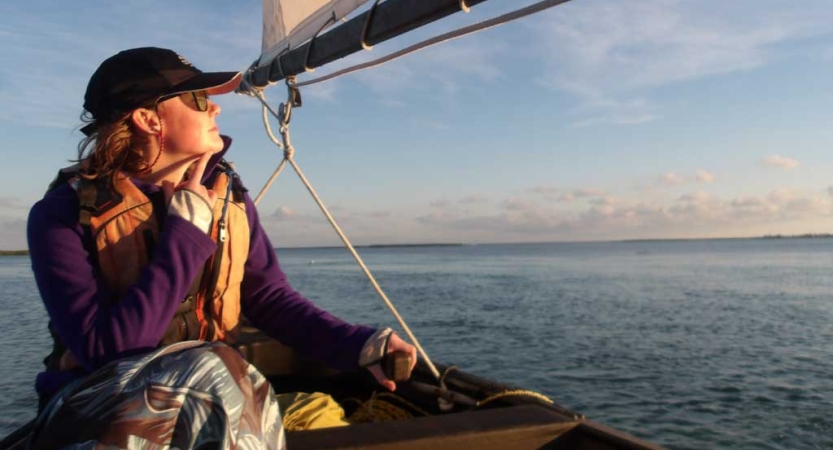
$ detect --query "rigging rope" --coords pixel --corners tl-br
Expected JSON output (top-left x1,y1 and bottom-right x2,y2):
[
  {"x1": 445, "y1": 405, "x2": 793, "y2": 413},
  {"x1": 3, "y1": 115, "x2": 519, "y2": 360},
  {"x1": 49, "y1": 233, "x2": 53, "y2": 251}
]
[
  {"x1": 253, "y1": 93, "x2": 289, "y2": 205},
  {"x1": 246, "y1": 79, "x2": 444, "y2": 383},
  {"x1": 243, "y1": 0, "x2": 575, "y2": 393},
  {"x1": 294, "y1": 0, "x2": 574, "y2": 88}
]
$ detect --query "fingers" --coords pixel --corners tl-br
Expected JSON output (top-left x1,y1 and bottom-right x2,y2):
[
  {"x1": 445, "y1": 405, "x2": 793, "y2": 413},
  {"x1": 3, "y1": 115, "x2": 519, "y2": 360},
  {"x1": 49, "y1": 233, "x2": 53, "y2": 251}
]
[
  {"x1": 388, "y1": 333, "x2": 418, "y2": 371},
  {"x1": 161, "y1": 180, "x2": 174, "y2": 206},
  {"x1": 186, "y1": 151, "x2": 213, "y2": 189},
  {"x1": 368, "y1": 365, "x2": 396, "y2": 391},
  {"x1": 408, "y1": 346, "x2": 417, "y2": 372},
  {"x1": 176, "y1": 152, "x2": 217, "y2": 209}
]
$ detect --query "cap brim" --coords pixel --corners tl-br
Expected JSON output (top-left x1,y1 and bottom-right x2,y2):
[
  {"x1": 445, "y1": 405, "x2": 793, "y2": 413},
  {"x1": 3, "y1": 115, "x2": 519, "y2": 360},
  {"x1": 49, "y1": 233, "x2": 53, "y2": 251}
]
[{"x1": 172, "y1": 71, "x2": 242, "y2": 97}]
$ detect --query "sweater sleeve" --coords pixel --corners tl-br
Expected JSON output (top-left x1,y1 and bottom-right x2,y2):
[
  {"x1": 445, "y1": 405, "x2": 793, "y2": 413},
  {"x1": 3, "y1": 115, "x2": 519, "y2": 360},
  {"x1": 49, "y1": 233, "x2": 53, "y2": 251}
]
[
  {"x1": 28, "y1": 185, "x2": 217, "y2": 370},
  {"x1": 239, "y1": 192, "x2": 375, "y2": 371}
]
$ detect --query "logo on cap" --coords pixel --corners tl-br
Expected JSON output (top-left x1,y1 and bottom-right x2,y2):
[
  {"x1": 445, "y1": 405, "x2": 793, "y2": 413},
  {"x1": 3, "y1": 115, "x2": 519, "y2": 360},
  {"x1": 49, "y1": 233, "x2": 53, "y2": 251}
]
[{"x1": 177, "y1": 54, "x2": 194, "y2": 67}]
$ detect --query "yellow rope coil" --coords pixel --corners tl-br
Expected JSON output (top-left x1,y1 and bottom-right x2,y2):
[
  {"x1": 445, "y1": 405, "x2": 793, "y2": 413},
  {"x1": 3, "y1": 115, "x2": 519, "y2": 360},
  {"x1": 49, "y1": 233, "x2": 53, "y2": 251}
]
[
  {"x1": 346, "y1": 393, "x2": 431, "y2": 423},
  {"x1": 477, "y1": 389, "x2": 554, "y2": 407}
]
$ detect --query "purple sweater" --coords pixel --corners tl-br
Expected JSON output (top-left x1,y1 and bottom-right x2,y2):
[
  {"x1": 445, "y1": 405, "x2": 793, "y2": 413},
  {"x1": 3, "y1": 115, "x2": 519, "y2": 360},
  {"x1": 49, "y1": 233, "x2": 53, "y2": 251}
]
[{"x1": 28, "y1": 137, "x2": 375, "y2": 398}]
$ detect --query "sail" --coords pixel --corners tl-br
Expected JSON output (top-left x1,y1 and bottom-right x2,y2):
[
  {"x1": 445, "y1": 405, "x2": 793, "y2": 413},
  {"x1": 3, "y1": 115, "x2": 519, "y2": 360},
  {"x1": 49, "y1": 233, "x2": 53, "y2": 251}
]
[
  {"x1": 260, "y1": 0, "x2": 370, "y2": 68},
  {"x1": 244, "y1": 0, "x2": 568, "y2": 90}
]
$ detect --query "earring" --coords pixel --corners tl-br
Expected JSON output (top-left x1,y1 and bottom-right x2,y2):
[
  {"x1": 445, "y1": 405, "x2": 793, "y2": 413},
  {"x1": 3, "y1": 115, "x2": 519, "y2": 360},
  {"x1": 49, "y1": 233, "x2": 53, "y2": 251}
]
[{"x1": 147, "y1": 126, "x2": 164, "y2": 170}]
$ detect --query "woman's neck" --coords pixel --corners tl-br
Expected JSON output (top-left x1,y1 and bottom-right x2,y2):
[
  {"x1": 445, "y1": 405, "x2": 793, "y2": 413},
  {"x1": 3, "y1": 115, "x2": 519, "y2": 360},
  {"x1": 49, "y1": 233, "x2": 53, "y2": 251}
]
[{"x1": 134, "y1": 156, "x2": 198, "y2": 186}]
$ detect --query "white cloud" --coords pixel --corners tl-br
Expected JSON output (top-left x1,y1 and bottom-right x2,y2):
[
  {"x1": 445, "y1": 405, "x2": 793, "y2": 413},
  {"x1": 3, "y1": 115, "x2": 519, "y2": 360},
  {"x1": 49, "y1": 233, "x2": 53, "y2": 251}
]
[
  {"x1": 640, "y1": 170, "x2": 717, "y2": 190},
  {"x1": 0, "y1": 197, "x2": 27, "y2": 209},
  {"x1": 460, "y1": 194, "x2": 489, "y2": 205},
  {"x1": 0, "y1": 219, "x2": 27, "y2": 250},
  {"x1": 501, "y1": 198, "x2": 534, "y2": 212},
  {"x1": 528, "y1": 186, "x2": 560, "y2": 195},
  {"x1": 412, "y1": 184, "x2": 833, "y2": 242},
  {"x1": 270, "y1": 206, "x2": 298, "y2": 221},
  {"x1": 762, "y1": 155, "x2": 800, "y2": 170},
  {"x1": 429, "y1": 199, "x2": 451, "y2": 209},
  {"x1": 660, "y1": 172, "x2": 685, "y2": 185},
  {"x1": 531, "y1": 0, "x2": 833, "y2": 126},
  {"x1": 365, "y1": 210, "x2": 392, "y2": 219},
  {"x1": 696, "y1": 170, "x2": 716, "y2": 183},
  {"x1": 678, "y1": 191, "x2": 712, "y2": 203},
  {"x1": 302, "y1": 82, "x2": 340, "y2": 103},
  {"x1": 572, "y1": 188, "x2": 606, "y2": 198},
  {"x1": 529, "y1": 187, "x2": 606, "y2": 203},
  {"x1": 335, "y1": 36, "x2": 507, "y2": 102},
  {"x1": 0, "y1": 1, "x2": 260, "y2": 128}
]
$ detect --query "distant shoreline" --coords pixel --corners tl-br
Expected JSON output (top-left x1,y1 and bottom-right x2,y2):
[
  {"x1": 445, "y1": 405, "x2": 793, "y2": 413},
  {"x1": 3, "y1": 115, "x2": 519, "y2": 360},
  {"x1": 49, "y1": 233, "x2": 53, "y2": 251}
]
[
  {"x1": 3, "y1": 234, "x2": 831, "y2": 255},
  {"x1": 274, "y1": 234, "x2": 833, "y2": 250}
]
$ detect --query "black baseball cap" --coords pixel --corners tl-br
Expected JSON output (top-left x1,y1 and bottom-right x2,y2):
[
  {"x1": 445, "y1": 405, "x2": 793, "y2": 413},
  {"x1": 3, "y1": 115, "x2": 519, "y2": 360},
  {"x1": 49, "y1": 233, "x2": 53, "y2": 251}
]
[{"x1": 81, "y1": 47, "x2": 241, "y2": 135}]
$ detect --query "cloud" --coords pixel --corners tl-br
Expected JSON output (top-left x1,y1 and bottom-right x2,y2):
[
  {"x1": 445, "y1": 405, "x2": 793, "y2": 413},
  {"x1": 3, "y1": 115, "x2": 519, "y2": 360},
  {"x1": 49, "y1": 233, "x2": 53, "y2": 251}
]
[
  {"x1": 762, "y1": 155, "x2": 799, "y2": 170},
  {"x1": 678, "y1": 191, "x2": 712, "y2": 203},
  {"x1": 414, "y1": 184, "x2": 833, "y2": 242},
  {"x1": 270, "y1": 206, "x2": 298, "y2": 221},
  {"x1": 530, "y1": 0, "x2": 833, "y2": 126},
  {"x1": 529, "y1": 186, "x2": 607, "y2": 203},
  {"x1": 528, "y1": 186, "x2": 560, "y2": 196},
  {"x1": 696, "y1": 170, "x2": 716, "y2": 183},
  {"x1": 0, "y1": 1, "x2": 259, "y2": 128},
  {"x1": 0, "y1": 219, "x2": 27, "y2": 250},
  {"x1": 0, "y1": 197, "x2": 27, "y2": 209},
  {"x1": 459, "y1": 194, "x2": 489, "y2": 205},
  {"x1": 660, "y1": 172, "x2": 685, "y2": 185},
  {"x1": 573, "y1": 188, "x2": 606, "y2": 198},
  {"x1": 640, "y1": 170, "x2": 717, "y2": 190},
  {"x1": 429, "y1": 199, "x2": 451, "y2": 209},
  {"x1": 570, "y1": 95, "x2": 662, "y2": 127},
  {"x1": 501, "y1": 198, "x2": 535, "y2": 212},
  {"x1": 365, "y1": 210, "x2": 391, "y2": 219},
  {"x1": 301, "y1": 82, "x2": 339, "y2": 103},
  {"x1": 315, "y1": 33, "x2": 508, "y2": 103}
]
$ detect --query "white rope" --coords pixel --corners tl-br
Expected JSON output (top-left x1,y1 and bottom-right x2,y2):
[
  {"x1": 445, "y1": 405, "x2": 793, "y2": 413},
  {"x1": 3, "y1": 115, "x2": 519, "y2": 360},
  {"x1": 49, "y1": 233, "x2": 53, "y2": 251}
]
[
  {"x1": 253, "y1": 93, "x2": 289, "y2": 206},
  {"x1": 295, "y1": 0, "x2": 575, "y2": 88},
  {"x1": 256, "y1": 89, "x2": 443, "y2": 382}
]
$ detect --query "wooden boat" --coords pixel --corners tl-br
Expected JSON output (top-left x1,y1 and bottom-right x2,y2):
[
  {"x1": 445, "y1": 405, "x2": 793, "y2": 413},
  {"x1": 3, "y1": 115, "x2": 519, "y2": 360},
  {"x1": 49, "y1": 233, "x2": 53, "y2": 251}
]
[
  {"x1": 1, "y1": 328, "x2": 664, "y2": 449},
  {"x1": 0, "y1": 1, "x2": 669, "y2": 448}
]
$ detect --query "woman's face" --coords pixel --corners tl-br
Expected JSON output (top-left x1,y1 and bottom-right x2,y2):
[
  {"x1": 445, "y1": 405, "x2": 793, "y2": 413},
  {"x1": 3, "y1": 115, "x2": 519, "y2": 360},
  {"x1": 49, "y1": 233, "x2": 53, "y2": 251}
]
[{"x1": 157, "y1": 91, "x2": 224, "y2": 159}]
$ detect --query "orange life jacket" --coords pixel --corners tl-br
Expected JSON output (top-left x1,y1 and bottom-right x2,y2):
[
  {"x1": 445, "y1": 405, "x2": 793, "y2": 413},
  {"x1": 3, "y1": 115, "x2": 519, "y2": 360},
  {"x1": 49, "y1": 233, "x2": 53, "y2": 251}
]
[{"x1": 45, "y1": 162, "x2": 250, "y2": 371}]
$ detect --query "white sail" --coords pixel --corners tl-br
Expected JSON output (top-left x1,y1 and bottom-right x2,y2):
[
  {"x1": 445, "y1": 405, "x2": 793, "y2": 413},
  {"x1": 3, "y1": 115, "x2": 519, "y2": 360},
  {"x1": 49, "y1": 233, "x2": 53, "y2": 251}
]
[{"x1": 260, "y1": 0, "x2": 370, "y2": 68}]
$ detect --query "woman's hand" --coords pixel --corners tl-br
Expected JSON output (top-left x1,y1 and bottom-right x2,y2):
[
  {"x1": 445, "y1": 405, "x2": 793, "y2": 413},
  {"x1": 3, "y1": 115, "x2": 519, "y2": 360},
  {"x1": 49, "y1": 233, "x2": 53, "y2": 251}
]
[
  {"x1": 161, "y1": 152, "x2": 218, "y2": 209},
  {"x1": 367, "y1": 332, "x2": 418, "y2": 391}
]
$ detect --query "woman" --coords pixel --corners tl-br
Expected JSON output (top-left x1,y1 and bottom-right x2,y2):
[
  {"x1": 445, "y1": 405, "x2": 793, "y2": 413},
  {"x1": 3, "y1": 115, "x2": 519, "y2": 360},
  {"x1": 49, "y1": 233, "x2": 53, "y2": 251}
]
[{"x1": 27, "y1": 47, "x2": 416, "y2": 449}]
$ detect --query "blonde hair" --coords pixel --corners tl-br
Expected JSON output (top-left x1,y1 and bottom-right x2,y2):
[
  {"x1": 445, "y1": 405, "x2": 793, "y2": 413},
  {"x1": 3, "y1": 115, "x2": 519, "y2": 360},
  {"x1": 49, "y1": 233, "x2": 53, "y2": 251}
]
[{"x1": 76, "y1": 108, "x2": 156, "y2": 179}]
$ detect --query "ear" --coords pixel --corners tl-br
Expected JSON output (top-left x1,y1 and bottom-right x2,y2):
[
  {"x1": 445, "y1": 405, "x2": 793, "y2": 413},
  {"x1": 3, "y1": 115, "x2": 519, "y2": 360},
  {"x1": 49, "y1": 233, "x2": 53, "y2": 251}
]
[{"x1": 130, "y1": 107, "x2": 162, "y2": 135}]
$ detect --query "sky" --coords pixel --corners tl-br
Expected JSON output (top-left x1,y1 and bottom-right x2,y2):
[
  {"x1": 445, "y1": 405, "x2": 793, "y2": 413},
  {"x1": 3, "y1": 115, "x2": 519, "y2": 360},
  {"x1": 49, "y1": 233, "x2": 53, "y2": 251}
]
[{"x1": 2, "y1": 0, "x2": 833, "y2": 249}]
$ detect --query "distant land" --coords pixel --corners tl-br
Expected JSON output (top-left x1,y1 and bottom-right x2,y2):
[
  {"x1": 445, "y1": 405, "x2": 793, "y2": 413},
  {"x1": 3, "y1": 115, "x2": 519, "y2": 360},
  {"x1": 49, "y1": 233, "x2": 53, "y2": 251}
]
[
  {"x1": 619, "y1": 233, "x2": 833, "y2": 244},
  {"x1": 277, "y1": 234, "x2": 833, "y2": 250},
  {"x1": 3, "y1": 234, "x2": 832, "y2": 255},
  {"x1": 760, "y1": 233, "x2": 833, "y2": 239}
]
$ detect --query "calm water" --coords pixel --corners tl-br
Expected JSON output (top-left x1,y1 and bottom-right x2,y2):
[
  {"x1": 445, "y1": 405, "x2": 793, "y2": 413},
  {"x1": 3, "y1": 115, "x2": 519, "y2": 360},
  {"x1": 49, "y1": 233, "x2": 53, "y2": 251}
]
[{"x1": 1, "y1": 239, "x2": 831, "y2": 449}]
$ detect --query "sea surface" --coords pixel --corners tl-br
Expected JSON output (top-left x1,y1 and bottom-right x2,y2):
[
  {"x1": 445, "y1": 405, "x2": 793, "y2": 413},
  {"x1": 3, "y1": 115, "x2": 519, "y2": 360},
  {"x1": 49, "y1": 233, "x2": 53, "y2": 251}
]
[{"x1": 1, "y1": 239, "x2": 831, "y2": 449}]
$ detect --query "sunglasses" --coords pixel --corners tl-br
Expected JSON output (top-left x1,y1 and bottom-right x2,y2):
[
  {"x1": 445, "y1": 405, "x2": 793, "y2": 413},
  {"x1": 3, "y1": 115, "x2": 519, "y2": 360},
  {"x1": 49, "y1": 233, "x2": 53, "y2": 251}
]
[{"x1": 157, "y1": 91, "x2": 210, "y2": 112}]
